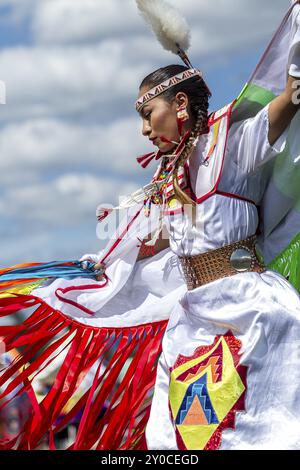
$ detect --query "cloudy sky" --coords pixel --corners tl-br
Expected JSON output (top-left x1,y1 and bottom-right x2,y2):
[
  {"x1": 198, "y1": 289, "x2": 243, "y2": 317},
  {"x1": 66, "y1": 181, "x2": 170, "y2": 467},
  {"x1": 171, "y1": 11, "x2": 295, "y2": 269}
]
[{"x1": 0, "y1": 0, "x2": 292, "y2": 265}]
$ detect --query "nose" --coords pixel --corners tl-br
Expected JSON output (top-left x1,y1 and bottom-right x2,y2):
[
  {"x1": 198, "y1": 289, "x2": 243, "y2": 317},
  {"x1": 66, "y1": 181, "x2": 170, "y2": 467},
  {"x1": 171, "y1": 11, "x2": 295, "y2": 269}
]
[{"x1": 142, "y1": 119, "x2": 151, "y2": 137}]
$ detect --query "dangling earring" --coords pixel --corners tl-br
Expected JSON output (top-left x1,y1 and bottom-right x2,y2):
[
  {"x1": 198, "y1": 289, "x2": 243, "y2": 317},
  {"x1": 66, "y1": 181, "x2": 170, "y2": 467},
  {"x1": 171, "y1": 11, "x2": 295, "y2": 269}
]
[{"x1": 177, "y1": 105, "x2": 189, "y2": 137}]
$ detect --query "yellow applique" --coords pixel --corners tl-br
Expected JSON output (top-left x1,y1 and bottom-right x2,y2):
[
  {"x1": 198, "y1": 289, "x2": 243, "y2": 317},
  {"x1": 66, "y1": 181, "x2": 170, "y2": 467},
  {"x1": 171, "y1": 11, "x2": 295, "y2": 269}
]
[{"x1": 169, "y1": 335, "x2": 246, "y2": 450}]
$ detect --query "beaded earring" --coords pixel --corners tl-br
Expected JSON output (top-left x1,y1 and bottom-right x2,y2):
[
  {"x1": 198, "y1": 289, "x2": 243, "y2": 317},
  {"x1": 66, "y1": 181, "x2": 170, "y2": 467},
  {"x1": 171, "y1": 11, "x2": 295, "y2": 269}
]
[{"x1": 177, "y1": 105, "x2": 189, "y2": 136}]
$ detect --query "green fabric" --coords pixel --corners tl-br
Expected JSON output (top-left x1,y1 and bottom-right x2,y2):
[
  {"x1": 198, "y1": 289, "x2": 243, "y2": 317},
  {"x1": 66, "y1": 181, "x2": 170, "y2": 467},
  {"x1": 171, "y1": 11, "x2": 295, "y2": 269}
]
[
  {"x1": 231, "y1": 83, "x2": 276, "y2": 125},
  {"x1": 233, "y1": 81, "x2": 300, "y2": 291},
  {"x1": 234, "y1": 83, "x2": 276, "y2": 110},
  {"x1": 268, "y1": 232, "x2": 300, "y2": 292}
]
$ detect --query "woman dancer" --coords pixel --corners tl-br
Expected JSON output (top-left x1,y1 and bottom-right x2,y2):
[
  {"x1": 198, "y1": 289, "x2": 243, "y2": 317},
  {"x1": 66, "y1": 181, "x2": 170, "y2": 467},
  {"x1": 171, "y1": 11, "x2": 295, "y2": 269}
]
[{"x1": 1, "y1": 0, "x2": 300, "y2": 450}]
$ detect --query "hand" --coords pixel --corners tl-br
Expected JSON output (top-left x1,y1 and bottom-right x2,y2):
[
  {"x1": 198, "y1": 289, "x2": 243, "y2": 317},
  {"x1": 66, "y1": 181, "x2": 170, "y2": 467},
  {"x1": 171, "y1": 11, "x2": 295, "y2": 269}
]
[
  {"x1": 80, "y1": 254, "x2": 106, "y2": 281},
  {"x1": 93, "y1": 262, "x2": 106, "y2": 282},
  {"x1": 80, "y1": 253, "x2": 102, "y2": 265}
]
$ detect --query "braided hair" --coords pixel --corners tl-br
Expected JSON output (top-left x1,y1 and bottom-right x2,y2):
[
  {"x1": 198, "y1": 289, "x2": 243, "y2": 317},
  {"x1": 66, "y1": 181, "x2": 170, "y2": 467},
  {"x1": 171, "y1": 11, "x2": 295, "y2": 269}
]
[{"x1": 140, "y1": 65, "x2": 211, "y2": 207}]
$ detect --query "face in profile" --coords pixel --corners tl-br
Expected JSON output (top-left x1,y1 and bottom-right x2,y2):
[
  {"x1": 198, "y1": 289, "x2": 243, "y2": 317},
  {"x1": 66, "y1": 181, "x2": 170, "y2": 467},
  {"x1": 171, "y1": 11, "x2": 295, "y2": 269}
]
[{"x1": 138, "y1": 86, "x2": 189, "y2": 153}]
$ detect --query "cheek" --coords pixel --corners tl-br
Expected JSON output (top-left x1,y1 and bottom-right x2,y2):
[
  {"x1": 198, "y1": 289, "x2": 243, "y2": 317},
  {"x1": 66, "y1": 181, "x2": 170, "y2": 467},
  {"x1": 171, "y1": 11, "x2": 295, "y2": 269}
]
[{"x1": 153, "y1": 108, "x2": 177, "y2": 133}]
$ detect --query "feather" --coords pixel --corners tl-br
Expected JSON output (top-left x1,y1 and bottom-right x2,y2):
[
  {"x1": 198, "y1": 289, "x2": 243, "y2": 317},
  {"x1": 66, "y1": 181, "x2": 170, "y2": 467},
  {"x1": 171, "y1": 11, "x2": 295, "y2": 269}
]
[{"x1": 136, "y1": 0, "x2": 191, "y2": 55}]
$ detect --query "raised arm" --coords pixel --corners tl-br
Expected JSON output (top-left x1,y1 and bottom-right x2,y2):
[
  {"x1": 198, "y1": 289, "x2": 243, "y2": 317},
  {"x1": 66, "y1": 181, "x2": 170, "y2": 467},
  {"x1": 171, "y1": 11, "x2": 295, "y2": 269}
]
[
  {"x1": 268, "y1": 75, "x2": 300, "y2": 146},
  {"x1": 268, "y1": 1, "x2": 300, "y2": 145}
]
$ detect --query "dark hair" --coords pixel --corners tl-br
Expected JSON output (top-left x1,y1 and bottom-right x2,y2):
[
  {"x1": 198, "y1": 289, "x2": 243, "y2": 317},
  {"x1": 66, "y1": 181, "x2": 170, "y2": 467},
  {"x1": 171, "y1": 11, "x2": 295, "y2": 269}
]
[
  {"x1": 140, "y1": 65, "x2": 211, "y2": 208},
  {"x1": 140, "y1": 64, "x2": 211, "y2": 127}
]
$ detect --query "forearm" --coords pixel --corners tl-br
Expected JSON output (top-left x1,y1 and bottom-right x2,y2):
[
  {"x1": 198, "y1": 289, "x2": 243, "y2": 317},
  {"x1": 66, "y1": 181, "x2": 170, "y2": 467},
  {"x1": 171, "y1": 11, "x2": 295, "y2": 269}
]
[
  {"x1": 268, "y1": 75, "x2": 300, "y2": 146},
  {"x1": 137, "y1": 231, "x2": 170, "y2": 261},
  {"x1": 268, "y1": 2, "x2": 300, "y2": 146}
]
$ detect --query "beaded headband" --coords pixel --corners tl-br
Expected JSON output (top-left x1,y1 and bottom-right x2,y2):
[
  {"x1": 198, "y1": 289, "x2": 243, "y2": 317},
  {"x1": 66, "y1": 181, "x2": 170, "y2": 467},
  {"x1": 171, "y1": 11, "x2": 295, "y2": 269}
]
[{"x1": 135, "y1": 68, "x2": 202, "y2": 113}]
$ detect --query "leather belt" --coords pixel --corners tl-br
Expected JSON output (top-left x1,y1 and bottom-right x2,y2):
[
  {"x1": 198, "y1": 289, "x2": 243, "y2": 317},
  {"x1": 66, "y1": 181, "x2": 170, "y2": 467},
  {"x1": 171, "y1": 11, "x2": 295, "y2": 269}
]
[{"x1": 178, "y1": 234, "x2": 265, "y2": 291}]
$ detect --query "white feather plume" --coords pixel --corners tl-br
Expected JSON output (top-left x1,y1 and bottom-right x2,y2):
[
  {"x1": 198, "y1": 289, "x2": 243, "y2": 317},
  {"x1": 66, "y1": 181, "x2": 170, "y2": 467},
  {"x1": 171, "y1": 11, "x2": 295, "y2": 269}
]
[{"x1": 136, "y1": 0, "x2": 191, "y2": 54}]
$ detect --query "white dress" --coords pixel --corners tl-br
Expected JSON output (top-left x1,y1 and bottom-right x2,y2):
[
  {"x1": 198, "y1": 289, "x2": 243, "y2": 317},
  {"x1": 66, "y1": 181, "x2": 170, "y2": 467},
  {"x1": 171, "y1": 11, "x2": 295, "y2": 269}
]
[
  {"x1": 1, "y1": 4, "x2": 300, "y2": 451},
  {"x1": 145, "y1": 105, "x2": 300, "y2": 450}
]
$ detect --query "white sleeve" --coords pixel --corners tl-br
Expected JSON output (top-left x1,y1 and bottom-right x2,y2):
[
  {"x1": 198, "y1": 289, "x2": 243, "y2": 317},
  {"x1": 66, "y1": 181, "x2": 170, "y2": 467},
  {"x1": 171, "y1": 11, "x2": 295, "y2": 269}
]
[
  {"x1": 145, "y1": 351, "x2": 178, "y2": 450},
  {"x1": 234, "y1": 104, "x2": 288, "y2": 174},
  {"x1": 289, "y1": 4, "x2": 300, "y2": 77},
  {"x1": 79, "y1": 251, "x2": 104, "y2": 264}
]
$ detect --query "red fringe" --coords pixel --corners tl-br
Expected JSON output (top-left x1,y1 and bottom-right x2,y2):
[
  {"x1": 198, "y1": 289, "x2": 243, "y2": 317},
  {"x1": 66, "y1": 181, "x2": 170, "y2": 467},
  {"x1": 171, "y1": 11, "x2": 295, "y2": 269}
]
[{"x1": 0, "y1": 294, "x2": 167, "y2": 450}]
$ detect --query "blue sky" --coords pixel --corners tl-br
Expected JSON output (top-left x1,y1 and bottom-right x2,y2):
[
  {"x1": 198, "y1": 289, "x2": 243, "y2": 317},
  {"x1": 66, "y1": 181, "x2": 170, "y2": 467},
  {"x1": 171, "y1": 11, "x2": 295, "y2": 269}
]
[{"x1": 0, "y1": 0, "x2": 291, "y2": 265}]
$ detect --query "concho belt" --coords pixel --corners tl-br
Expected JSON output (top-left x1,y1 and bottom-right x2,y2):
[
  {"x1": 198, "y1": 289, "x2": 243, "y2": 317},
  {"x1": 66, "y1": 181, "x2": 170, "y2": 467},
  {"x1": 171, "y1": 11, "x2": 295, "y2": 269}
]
[{"x1": 178, "y1": 234, "x2": 266, "y2": 291}]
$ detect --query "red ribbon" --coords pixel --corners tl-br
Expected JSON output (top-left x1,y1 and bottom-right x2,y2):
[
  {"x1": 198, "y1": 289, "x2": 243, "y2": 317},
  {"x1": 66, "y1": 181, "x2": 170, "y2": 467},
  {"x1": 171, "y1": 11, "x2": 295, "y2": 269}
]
[
  {"x1": 0, "y1": 293, "x2": 168, "y2": 450},
  {"x1": 136, "y1": 151, "x2": 162, "y2": 169}
]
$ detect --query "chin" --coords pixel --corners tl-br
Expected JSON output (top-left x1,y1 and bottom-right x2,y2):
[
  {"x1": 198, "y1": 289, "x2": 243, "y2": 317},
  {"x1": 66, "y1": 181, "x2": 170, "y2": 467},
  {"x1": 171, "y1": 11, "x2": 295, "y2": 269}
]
[{"x1": 158, "y1": 143, "x2": 176, "y2": 153}]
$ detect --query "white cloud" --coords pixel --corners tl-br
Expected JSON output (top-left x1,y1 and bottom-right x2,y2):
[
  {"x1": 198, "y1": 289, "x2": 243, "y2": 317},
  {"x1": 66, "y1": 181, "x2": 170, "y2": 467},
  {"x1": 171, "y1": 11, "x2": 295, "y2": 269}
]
[
  {"x1": 0, "y1": 116, "x2": 154, "y2": 180},
  {"x1": 0, "y1": 172, "x2": 139, "y2": 228},
  {"x1": 0, "y1": 227, "x2": 103, "y2": 266},
  {"x1": 32, "y1": 0, "x2": 142, "y2": 45},
  {"x1": 0, "y1": 42, "x2": 152, "y2": 122},
  {"x1": 0, "y1": 231, "x2": 54, "y2": 266},
  {"x1": 0, "y1": 0, "x2": 294, "y2": 268},
  {"x1": 32, "y1": 0, "x2": 289, "y2": 52},
  {"x1": 0, "y1": 169, "x2": 140, "y2": 265},
  {"x1": 0, "y1": 169, "x2": 139, "y2": 263},
  {"x1": 0, "y1": 1, "x2": 290, "y2": 123},
  {"x1": 185, "y1": 0, "x2": 289, "y2": 58}
]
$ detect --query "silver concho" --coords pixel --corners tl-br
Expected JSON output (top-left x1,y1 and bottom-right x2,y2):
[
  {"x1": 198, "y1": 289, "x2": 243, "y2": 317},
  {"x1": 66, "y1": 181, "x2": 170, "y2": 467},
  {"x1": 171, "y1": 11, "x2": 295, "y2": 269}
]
[{"x1": 230, "y1": 248, "x2": 253, "y2": 272}]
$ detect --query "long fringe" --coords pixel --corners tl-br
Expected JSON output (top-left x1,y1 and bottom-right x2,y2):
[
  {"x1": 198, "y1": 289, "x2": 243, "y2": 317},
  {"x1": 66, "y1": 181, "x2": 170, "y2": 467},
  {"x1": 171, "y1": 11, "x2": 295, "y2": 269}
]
[{"x1": 0, "y1": 294, "x2": 167, "y2": 450}]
